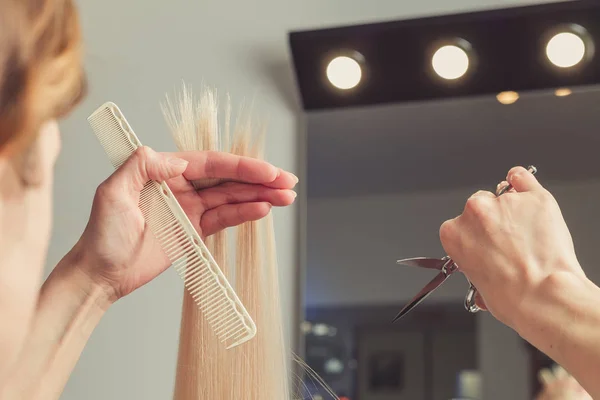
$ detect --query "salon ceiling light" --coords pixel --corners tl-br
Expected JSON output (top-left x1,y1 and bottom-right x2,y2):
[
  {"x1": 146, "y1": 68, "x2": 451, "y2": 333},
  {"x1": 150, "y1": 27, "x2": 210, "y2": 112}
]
[
  {"x1": 546, "y1": 33, "x2": 585, "y2": 68},
  {"x1": 432, "y1": 43, "x2": 470, "y2": 80},
  {"x1": 326, "y1": 54, "x2": 363, "y2": 90},
  {"x1": 497, "y1": 91, "x2": 519, "y2": 105},
  {"x1": 555, "y1": 88, "x2": 572, "y2": 97},
  {"x1": 545, "y1": 25, "x2": 593, "y2": 69}
]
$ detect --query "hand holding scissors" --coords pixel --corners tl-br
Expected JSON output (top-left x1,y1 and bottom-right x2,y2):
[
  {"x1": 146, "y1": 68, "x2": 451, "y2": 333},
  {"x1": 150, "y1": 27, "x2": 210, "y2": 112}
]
[{"x1": 392, "y1": 165, "x2": 538, "y2": 322}]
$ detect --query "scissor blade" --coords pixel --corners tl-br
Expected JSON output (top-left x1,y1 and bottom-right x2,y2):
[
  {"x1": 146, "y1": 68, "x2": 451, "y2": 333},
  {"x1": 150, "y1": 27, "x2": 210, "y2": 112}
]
[
  {"x1": 396, "y1": 257, "x2": 446, "y2": 270},
  {"x1": 392, "y1": 271, "x2": 449, "y2": 322}
]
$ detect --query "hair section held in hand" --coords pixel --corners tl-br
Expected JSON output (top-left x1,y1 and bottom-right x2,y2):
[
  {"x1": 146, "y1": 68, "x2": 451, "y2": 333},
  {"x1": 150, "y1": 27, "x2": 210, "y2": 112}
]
[{"x1": 162, "y1": 82, "x2": 292, "y2": 399}]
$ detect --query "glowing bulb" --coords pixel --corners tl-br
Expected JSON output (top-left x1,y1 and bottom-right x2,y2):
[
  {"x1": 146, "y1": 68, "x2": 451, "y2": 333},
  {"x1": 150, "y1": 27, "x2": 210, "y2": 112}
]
[
  {"x1": 555, "y1": 88, "x2": 572, "y2": 97},
  {"x1": 313, "y1": 323, "x2": 329, "y2": 336},
  {"x1": 326, "y1": 56, "x2": 362, "y2": 90},
  {"x1": 497, "y1": 91, "x2": 519, "y2": 105},
  {"x1": 432, "y1": 45, "x2": 470, "y2": 80},
  {"x1": 546, "y1": 32, "x2": 586, "y2": 68}
]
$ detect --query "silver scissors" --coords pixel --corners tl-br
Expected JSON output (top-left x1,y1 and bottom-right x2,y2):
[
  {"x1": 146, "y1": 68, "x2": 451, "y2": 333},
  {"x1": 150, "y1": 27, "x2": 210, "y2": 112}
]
[{"x1": 392, "y1": 165, "x2": 538, "y2": 322}]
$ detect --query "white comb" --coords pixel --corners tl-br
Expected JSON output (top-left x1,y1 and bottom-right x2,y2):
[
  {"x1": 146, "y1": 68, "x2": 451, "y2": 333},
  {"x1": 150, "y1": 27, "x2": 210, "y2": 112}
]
[{"x1": 87, "y1": 102, "x2": 257, "y2": 349}]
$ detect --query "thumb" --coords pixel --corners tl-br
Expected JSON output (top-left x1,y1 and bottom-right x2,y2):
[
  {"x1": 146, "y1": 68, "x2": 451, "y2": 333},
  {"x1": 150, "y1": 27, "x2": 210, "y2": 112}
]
[
  {"x1": 106, "y1": 146, "x2": 188, "y2": 195},
  {"x1": 507, "y1": 166, "x2": 542, "y2": 193}
]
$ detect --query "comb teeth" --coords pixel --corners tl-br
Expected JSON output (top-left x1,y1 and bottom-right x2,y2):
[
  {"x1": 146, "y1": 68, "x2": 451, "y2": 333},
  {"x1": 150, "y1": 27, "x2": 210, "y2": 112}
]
[{"x1": 88, "y1": 102, "x2": 257, "y2": 349}]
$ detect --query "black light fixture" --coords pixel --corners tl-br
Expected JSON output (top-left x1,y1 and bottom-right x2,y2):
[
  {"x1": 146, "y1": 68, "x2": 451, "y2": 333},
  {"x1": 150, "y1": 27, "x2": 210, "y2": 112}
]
[{"x1": 288, "y1": 0, "x2": 600, "y2": 111}]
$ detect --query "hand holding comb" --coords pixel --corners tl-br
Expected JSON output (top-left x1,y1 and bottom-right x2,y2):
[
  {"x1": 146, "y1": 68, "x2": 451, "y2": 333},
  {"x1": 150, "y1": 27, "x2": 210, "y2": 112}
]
[{"x1": 87, "y1": 102, "x2": 257, "y2": 348}]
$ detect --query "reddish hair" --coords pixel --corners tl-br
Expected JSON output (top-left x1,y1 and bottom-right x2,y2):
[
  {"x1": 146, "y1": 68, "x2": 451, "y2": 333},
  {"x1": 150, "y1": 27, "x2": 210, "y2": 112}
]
[{"x1": 0, "y1": 0, "x2": 86, "y2": 156}]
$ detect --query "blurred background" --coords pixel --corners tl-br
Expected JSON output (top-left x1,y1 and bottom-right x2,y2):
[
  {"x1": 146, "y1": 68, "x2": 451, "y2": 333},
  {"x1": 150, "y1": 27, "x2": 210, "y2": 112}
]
[
  {"x1": 301, "y1": 90, "x2": 600, "y2": 400},
  {"x1": 297, "y1": 2, "x2": 600, "y2": 399},
  {"x1": 53, "y1": 0, "x2": 596, "y2": 399}
]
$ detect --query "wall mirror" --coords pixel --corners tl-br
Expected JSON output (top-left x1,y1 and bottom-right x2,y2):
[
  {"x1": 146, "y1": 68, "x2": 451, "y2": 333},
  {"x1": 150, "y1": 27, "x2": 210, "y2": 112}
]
[{"x1": 289, "y1": 1, "x2": 600, "y2": 399}]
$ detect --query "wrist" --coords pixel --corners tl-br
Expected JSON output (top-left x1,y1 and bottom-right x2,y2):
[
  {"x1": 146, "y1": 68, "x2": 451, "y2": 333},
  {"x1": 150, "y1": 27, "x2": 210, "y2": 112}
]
[
  {"x1": 1, "y1": 247, "x2": 115, "y2": 400},
  {"x1": 513, "y1": 268, "x2": 595, "y2": 359},
  {"x1": 54, "y1": 244, "x2": 116, "y2": 313}
]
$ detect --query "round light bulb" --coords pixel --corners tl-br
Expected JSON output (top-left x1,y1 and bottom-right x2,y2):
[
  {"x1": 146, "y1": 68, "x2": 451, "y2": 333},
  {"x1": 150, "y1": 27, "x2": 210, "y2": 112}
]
[
  {"x1": 326, "y1": 56, "x2": 362, "y2": 90},
  {"x1": 432, "y1": 45, "x2": 470, "y2": 80},
  {"x1": 497, "y1": 91, "x2": 519, "y2": 105},
  {"x1": 546, "y1": 32, "x2": 586, "y2": 68}
]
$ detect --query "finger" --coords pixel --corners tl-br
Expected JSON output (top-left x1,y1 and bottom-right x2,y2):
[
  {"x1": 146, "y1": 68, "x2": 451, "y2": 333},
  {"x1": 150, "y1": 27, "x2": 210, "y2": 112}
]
[
  {"x1": 440, "y1": 214, "x2": 479, "y2": 275},
  {"x1": 475, "y1": 292, "x2": 488, "y2": 311},
  {"x1": 439, "y1": 217, "x2": 462, "y2": 259},
  {"x1": 553, "y1": 365, "x2": 568, "y2": 380},
  {"x1": 469, "y1": 190, "x2": 496, "y2": 199},
  {"x1": 200, "y1": 202, "x2": 272, "y2": 237},
  {"x1": 496, "y1": 180, "x2": 515, "y2": 195},
  {"x1": 166, "y1": 151, "x2": 298, "y2": 189},
  {"x1": 507, "y1": 166, "x2": 542, "y2": 193},
  {"x1": 198, "y1": 182, "x2": 296, "y2": 210},
  {"x1": 463, "y1": 190, "x2": 495, "y2": 216},
  {"x1": 539, "y1": 368, "x2": 555, "y2": 385},
  {"x1": 104, "y1": 146, "x2": 188, "y2": 195}
]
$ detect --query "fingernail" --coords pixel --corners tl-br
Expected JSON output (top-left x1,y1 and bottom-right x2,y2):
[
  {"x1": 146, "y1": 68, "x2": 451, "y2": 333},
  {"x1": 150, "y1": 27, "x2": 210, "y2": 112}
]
[
  {"x1": 292, "y1": 173, "x2": 299, "y2": 183},
  {"x1": 169, "y1": 157, "x2": 188, "y2": 168},
  {"x1": 291, "y1": 191, "x2": 297, "y2": 198}
]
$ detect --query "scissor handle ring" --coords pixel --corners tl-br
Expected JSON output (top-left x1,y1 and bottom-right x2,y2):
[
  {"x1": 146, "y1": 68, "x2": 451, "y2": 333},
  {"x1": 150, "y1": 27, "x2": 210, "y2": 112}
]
[{"x1": 464, "y1": 283, "x2": 481, "y2": 313}]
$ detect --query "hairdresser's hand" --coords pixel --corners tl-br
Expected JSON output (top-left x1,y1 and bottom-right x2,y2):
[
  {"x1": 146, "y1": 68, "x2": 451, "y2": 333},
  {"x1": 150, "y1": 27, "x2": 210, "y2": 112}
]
[
  {"x1": 72, "y1": 146, "x2": 297, "y2": 302},
  {"x1": 438, "y1": 166, "x2": 585, "y2": 329},
  {"x1": 535, "y1": 376, "x2": 592, "y2": 400}
]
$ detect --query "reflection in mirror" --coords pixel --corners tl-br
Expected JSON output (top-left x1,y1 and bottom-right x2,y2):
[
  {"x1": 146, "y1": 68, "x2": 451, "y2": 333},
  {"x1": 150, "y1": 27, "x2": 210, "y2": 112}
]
[
  {"x1": 301, "y1": 86, "x2": 600, "y2": 399},
  {"x1": 289, "y1": 3, "x2": 600, "y2": 399}
]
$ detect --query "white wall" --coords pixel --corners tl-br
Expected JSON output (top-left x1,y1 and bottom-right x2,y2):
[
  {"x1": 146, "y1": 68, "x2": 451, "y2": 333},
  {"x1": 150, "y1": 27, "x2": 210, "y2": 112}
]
[
  {"x1": 45, "y1": 0, "x2": 567, "y2": 399},
  {"x1": 307, "y1": 180, "x2": 600, "y2": 307},
  {"x1": 307, "y1": 180, "x2": 600, "y2": 399}
]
